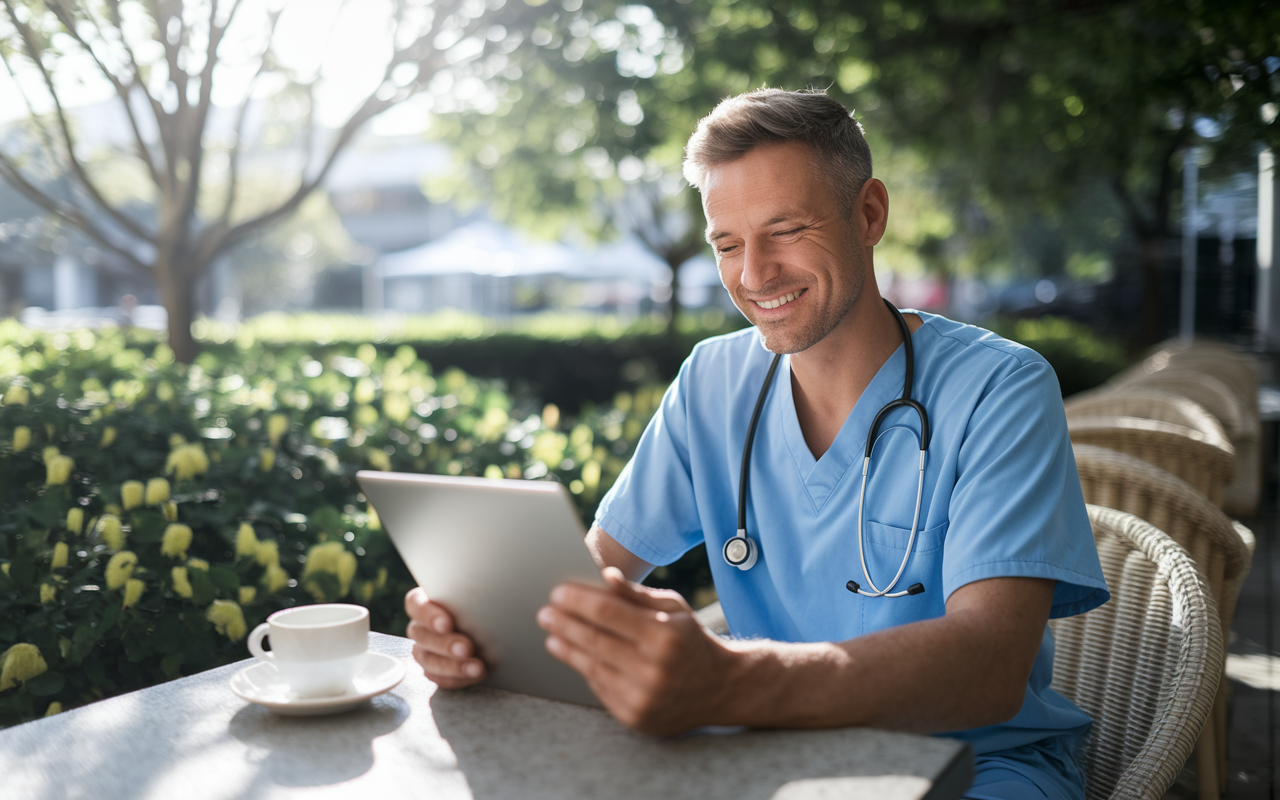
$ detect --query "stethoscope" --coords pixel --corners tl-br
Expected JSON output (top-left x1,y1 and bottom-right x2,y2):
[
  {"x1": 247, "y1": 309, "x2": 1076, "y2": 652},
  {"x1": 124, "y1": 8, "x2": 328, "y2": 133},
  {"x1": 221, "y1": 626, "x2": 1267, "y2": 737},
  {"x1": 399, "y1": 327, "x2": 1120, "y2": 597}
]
[{"x1": 722, "y1": 299, "x2": 931, "y2": 598}]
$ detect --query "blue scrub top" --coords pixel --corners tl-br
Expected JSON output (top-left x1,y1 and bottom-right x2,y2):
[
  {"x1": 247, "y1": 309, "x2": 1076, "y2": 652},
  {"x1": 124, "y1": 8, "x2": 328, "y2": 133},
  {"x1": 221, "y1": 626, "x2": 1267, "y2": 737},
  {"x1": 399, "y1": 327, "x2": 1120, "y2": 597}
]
[{"x1": 595, "y1": 311, "x2": 1110, "y2": 764}]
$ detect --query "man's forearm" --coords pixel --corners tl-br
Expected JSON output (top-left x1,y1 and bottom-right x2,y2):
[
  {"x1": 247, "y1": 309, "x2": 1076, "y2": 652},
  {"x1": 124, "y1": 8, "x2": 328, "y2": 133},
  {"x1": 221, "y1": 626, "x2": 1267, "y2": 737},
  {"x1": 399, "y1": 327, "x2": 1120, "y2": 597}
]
[{"x1": 713, "y1": 577, "x2": 1053, "y2": 733}]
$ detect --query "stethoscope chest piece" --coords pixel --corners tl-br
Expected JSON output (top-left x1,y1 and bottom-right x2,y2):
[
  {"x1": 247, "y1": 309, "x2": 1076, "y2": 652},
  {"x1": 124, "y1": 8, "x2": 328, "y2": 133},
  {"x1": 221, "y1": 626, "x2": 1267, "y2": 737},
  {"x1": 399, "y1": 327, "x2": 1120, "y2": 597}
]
[{"x1": 723, "y1": 530, "x2": 758, "y2": 570}]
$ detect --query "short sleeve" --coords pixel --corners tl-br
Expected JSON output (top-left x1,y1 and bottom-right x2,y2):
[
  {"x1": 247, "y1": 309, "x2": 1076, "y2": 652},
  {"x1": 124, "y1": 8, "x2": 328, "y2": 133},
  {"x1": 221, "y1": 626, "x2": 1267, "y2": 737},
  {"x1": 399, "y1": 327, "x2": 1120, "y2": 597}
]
[
  {"x1": 942, "y1": 358, "x2": 1109, "y2": 618},
  {"x1": 593, "y1": 359, "x2": 705, "y2": 566}
]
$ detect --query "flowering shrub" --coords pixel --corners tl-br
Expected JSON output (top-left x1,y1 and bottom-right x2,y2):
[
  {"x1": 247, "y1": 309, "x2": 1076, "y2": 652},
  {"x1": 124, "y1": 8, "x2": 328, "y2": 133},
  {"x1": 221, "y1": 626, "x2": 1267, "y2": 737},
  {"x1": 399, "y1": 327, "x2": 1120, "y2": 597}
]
[{"x1": 0, "y1": 321, "x2": 664, "y2": 726}]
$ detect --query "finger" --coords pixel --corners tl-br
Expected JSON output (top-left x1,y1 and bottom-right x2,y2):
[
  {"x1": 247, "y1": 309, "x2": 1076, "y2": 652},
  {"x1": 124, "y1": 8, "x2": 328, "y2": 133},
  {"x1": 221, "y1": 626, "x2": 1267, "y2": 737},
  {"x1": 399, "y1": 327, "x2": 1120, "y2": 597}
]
[
  {"x1": 603, "y1": 567, "x2": 689, "y2": 614},
  {"x1": 545, "y1": 632, "x2": 625, "y2": 692},
  {"x1": 412, "y1": 643, "x2": 486, "y2": 686},
  {"x1": 406, "y1": 621, "x2": 475, "y2": 658},
  {"x1": 406, "y1": 590, "x2": 457, "y2": 635},
  {"x1": 549, "y1": 583, "x2": 666, "y2": 643},
  {"x1": 537, "y1": 604, "x2": 640, "y2": 674}
]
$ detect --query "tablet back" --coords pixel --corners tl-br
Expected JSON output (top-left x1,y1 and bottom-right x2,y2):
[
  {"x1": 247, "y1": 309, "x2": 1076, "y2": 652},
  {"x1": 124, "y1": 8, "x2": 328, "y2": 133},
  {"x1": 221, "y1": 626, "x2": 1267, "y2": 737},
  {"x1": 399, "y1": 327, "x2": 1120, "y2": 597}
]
[{"x1": 357, "y1": 470, "x2": 603, "y2": 707}]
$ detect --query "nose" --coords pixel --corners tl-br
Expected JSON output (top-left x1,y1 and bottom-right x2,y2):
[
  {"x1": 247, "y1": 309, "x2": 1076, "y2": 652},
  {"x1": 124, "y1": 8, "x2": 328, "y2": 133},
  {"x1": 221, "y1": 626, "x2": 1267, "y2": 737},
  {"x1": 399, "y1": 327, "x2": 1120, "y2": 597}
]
[{"x1": 739, "y1": 241, "x2": 782, "y2": 293}]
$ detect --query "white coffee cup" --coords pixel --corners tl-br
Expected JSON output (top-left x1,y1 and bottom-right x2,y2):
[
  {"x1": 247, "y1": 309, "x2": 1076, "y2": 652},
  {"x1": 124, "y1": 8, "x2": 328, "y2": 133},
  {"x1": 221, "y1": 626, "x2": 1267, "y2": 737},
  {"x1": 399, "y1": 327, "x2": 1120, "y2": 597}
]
[{"x1": 247, "y1": 604, "x2": 370, "y2": 698}]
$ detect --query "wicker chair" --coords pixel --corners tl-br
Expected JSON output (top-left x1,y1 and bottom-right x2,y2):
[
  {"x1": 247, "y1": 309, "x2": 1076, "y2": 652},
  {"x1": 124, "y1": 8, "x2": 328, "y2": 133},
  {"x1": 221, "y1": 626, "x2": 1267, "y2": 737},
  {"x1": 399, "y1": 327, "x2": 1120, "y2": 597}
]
[
  {"x1": 1050, "y1": 506, "x2": 1222, "y2": 800},
  {"x1": 1073, "y1": 445, "x2": 1254, "y2": 797},
  {"x1": 1110, "y1": 362, "x2": 1261, "y2": 517},
  {"x1": 1066, "y1": 415, "x2": 1235, "y2": 508}
]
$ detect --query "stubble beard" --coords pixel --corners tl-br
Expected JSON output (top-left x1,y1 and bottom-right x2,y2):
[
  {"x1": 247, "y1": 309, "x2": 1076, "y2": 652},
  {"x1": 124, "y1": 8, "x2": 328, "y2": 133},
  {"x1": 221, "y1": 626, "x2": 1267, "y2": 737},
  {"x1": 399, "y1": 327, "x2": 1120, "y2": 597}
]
[{"x1": 746, "y1": 244, "x2": 866, "y2": 356}]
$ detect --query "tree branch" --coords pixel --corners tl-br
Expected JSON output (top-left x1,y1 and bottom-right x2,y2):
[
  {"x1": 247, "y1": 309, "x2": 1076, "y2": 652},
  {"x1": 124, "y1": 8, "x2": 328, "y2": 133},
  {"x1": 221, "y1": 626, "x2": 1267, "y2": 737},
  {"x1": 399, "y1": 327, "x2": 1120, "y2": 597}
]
[
  {"x1": 48, "y1": 0, "x2": 162, "y2": 186},
  {"x1": 3, "y1": 0, "x2": 154, "y2": 243},
  {"x1": 0, "y1": 153, "x2": 149, "y2": 272},
  {"x1": 220, "y1": 6, "x2": 284, "y2": 225}
]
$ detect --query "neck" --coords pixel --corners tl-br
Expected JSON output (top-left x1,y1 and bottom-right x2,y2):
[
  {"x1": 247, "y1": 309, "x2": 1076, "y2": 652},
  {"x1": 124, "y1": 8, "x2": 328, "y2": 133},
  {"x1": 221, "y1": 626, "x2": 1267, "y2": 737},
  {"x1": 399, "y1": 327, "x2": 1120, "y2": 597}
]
[{"x1": 788, "y1": 284, "x2": 918, "y2": 459}]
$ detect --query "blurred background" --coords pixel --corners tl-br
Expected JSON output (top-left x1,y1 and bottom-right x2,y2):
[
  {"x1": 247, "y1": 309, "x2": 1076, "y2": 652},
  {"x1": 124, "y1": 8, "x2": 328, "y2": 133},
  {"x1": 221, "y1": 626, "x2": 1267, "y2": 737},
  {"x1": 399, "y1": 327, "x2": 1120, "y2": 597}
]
[{"x1": 0, "y1": 0, "x2": 1274, "y2": 370}]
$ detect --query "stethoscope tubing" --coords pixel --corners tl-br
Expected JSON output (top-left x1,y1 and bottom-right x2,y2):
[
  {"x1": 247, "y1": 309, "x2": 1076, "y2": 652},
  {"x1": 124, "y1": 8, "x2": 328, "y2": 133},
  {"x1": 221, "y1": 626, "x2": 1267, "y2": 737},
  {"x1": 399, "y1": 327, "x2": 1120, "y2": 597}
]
[{"x1": 731, "y1": 299, "x2": 930, "y2": 598}]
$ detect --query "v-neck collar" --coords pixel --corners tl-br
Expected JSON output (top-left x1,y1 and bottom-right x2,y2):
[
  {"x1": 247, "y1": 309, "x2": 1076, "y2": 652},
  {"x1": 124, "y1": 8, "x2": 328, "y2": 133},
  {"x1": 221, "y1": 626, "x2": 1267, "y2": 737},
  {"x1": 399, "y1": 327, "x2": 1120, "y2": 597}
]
[{"x1": 774, "y1": 315, "x2": 923, "y2": 513}]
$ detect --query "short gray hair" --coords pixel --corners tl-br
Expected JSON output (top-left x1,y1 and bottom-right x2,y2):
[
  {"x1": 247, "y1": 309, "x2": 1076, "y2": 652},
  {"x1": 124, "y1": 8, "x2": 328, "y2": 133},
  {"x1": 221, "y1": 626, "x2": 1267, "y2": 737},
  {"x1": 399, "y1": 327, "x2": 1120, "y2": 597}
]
[{"x1": 682, "y1": 88, "x2": 873, "y2": 212}]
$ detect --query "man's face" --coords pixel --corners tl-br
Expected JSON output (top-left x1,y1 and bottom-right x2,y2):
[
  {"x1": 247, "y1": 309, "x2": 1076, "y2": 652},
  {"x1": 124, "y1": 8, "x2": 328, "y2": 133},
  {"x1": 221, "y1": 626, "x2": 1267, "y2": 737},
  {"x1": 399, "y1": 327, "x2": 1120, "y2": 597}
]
[{"x1": 702, "y1": 141, "x2": 866, "y2": 355}]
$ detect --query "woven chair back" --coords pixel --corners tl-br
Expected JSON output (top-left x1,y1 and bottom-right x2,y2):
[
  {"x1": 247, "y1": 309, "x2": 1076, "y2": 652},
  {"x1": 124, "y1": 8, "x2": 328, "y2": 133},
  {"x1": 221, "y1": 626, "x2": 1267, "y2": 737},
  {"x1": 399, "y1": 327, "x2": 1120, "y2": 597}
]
[
  {"x1": 1065, "y1": 389, "x2": 1226, "y2": 438},
  {"x1": 1050, "y1": 506, "x2": 1222, "y2": 800},
  {"x1": 1111, "y1": 370, "x2": 1249, "y2": 441},
  {"x1": 1066, "y1": 417, "x2": 1235, "y2": 507},
  {"x1": 1071, "y1": 444, "x2": 1253, "y2": 644}
]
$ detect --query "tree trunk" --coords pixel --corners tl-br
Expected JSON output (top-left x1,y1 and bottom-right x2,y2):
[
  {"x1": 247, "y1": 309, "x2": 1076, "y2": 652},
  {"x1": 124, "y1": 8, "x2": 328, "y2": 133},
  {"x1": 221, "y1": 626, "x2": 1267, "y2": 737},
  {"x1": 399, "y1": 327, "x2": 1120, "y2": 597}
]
[
  {"x1": 665, "y1": 258, "x2": 682, "y2": 341},
  {"x1": 156, "y1": 256, "x2": 201, "y2": 364},
  {"x1": 1136, "y1": 231, "x2": 1166, "y2": 352}
]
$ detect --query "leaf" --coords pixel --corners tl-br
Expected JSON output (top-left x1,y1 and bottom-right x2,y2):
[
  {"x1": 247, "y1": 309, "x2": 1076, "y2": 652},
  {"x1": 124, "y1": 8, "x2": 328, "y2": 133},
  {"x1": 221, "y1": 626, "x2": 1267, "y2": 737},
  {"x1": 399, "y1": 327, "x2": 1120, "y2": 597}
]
[
  {"x1": 129, "y1": 512, "x2": 166, "y2": 545},
  {"x1": 160, "y1": 652, "x2": 184, "y2": 678},
  {"x1": 24, "y1": 671, "x2": 66, "y2": 697},
  {"x1": 189, "y1": 568, "x2": 216, "y2": 607},
  {"x1": 99, "y1": 602, "x2": 122, "y2": 632},
  {"x1": 207, "y1": 566, "x2": 240, "y2": 596}
]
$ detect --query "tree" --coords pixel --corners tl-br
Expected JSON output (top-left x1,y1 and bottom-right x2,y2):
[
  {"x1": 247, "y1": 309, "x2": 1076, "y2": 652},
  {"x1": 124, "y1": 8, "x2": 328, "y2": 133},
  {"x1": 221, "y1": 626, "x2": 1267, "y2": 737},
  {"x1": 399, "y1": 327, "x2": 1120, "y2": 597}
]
[
  {"x1": 438, "y1": 0, "x2": 1279, "y2": 345},
  {"x1": 662, "y1": 0, "x2": 1280, "y2": 344},
  {"x1": 0, "y1": 0, "x2": 547, "y2": 362}
]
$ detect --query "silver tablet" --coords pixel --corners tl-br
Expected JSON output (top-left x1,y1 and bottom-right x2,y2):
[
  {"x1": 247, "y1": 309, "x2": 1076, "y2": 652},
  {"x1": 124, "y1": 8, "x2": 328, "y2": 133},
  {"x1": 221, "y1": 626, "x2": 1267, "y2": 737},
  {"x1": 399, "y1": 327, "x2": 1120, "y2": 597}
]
[{"x1": 356, "y1": 470, "x2": 604, "y2": 707}]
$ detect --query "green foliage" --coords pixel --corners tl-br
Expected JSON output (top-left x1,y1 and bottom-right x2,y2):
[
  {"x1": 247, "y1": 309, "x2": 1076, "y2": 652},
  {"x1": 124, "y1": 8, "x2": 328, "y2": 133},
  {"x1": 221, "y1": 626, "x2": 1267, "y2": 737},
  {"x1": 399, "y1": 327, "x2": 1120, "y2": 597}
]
[
  {"x1": 0, "y1": 319, "x2": 667, "y2": 727},
  {"x1": 986, "y1": 316, "x2": 1129, "y2": 397}
]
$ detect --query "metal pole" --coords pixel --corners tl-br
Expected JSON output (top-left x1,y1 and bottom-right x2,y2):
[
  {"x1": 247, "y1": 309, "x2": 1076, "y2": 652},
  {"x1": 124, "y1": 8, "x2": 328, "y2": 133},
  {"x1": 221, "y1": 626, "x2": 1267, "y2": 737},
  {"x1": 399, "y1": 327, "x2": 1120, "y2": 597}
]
[
  {"x1": 1258, "y1": 148, "x2": 1275, "y2": 348},
  {"x1": 1180, "y1": 147, "x2": 1200, "y2": 342}
]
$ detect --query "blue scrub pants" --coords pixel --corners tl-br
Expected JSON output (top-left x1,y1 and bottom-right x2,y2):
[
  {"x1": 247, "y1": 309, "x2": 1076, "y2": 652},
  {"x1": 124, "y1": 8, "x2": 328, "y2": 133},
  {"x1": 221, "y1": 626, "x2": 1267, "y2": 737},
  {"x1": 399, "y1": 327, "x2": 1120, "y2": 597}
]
[{"x1": 963, "y1": 736, "x2": 1085, "y2": 800}]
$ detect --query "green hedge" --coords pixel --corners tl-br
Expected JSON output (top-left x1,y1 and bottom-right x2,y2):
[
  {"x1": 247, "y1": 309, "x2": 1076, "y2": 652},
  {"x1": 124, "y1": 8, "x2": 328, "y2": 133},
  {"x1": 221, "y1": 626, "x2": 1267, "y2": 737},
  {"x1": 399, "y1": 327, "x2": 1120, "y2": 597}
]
[{"x1": 0, "y1": 320, "x2": 665, "y2": 726}]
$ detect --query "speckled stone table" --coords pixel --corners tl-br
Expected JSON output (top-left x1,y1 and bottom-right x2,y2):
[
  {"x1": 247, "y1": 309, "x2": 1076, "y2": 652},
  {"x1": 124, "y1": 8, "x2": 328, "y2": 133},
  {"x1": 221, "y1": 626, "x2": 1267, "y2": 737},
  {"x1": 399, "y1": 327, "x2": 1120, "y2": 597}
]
[{"x1": 0, "y1": 633, "x2": 972, "y2": 800}]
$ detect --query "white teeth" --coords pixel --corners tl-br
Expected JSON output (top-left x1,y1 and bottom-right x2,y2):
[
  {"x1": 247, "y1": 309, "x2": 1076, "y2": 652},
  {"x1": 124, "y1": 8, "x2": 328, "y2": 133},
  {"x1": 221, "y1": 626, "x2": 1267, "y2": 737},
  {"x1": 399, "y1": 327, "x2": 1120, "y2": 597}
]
[{"x1": 758, "y1": 291, "x2": 800, "y2": 310}]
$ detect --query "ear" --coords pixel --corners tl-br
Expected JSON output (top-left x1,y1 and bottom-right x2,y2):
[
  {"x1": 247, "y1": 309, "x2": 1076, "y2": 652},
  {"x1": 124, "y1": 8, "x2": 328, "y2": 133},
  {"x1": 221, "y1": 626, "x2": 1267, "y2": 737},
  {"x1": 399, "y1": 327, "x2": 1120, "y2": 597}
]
[{"x1": 853, "y1": 178, "x2": 889, "y2": 247}]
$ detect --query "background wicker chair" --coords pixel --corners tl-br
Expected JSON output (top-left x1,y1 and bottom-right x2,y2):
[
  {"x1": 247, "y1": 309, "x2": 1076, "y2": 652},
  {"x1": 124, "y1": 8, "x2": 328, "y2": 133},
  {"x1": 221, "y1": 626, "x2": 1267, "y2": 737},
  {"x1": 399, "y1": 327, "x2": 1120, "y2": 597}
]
[
  {"x1": 1066, "y1": 415, "x2": 1235, "y2": 508},
  {"x1": 1050, "y1": 506, "x2": 1222, "y2": 800},
  {"x1": 1110, "y1": 358, "x2": 1261, "y2": 517},
  {"x1": 1073, "y1": 445, "x2": 1254, "y2": 796}
]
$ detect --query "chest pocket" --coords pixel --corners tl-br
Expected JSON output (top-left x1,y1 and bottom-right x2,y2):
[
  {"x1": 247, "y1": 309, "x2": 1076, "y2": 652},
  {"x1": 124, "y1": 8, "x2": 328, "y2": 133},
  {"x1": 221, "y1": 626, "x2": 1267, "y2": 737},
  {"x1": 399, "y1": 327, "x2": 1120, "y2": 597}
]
[{"x1": 856, "y1": 518, "x2": 949, "y2": 627}]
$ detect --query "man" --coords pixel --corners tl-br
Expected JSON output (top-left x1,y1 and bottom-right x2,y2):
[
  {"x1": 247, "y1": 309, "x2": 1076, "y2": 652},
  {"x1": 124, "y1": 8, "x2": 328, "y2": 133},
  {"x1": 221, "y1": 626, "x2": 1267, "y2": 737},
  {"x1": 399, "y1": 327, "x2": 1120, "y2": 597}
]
[{"x1": 407, "y1": 88, "x2": 1108, "y2": 800}]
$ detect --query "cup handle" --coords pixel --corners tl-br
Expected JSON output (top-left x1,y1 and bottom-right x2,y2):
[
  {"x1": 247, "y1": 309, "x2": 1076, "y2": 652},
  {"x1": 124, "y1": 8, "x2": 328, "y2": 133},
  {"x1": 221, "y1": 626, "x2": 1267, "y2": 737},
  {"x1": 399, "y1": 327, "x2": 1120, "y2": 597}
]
[{"x1": 247, "y1": 623, "x2": 273, "y2": 661}]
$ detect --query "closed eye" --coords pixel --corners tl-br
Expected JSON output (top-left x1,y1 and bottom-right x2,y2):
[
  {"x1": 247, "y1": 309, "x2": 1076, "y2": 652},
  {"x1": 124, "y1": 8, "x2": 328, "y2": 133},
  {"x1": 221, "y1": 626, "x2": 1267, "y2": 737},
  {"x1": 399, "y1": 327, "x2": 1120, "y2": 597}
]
[{"x1": 773, "y1": 226, "x2": 808, "y2": 237}]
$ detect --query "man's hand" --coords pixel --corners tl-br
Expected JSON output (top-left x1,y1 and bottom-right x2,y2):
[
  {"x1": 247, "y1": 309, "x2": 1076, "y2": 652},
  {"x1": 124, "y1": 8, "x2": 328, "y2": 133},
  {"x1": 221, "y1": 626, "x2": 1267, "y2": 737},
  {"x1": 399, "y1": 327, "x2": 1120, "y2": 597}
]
[
  {"x1": 405, "y1": 587, "x2": 487, "y2": 689},
  {"x1": 536, "y1": 566, "x2": 735, "y2": 736}
]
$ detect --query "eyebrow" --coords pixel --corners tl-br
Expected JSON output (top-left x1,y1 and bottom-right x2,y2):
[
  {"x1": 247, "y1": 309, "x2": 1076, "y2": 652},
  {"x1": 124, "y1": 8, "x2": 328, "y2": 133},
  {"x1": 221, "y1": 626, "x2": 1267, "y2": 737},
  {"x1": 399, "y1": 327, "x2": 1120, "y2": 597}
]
[{"x1": 705, "y1": 214, "x2": 801, "y2": 243}]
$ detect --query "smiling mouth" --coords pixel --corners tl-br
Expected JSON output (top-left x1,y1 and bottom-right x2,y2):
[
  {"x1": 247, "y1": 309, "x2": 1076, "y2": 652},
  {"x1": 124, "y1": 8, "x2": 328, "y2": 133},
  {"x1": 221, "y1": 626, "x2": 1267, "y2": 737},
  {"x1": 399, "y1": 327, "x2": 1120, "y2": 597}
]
[{"x1": 753, "y1": 290, "x2": 804, "y2": 310}]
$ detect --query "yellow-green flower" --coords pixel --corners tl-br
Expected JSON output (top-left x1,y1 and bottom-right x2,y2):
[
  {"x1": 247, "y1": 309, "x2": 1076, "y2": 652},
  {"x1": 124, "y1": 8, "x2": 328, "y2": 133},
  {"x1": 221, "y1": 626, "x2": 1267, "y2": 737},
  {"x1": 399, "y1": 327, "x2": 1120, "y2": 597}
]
[
  {"x1": 1, "y1": 563, "x2": 9, "y2": 577},
  {"x1": 4, "y1": 384, "x2": 29, "y2": 406},
  {"x1": 206, "y1": 600, "x2": 247, "y2": 641},
  {"x1": 168, "y1": 432, "x2": 185, "y2": 447},
  {"x1": 166, "y1": 442, "x2": 209, "y2": 481},
  {"x1": 267, "y1": 413, "x2": 289, "y2": 447},
  {"x1": 122, "y1": 578, "x2": 145, "y2": 609},
  {"x1": 45, "y1": 455, "x2": 74, "y2": 485},
  {"x1": 255, "y1": 539, "x2": 279, "y2": 569},
  {"x1": 367, "y1": 449, "x2": 391, "y2": 472},
  {"x1": 259, "y1": 448, "x2": 276, "y2": 472},
  {"x1": 121, "y1": 480, "x2": 144, "y2": 511},
  {"x1": 235, "y1": 522, "x2": 259, "y2": 559},
  {"x1": 66, "y1": 508, "x2": 84, "y2": 535},
  {"x1": 44, "y1": 701, "x2": 62, "y2": 717},
  {"x1": 186, "y1": 558, "x2": 209, "y2": 571},
  {"x1": 357, "y1": 581, "x2": 374, "y2": 603},
  {"x1": 58, "y1": 638, "x2": 70, "y2": 658},
  {"x1": 160, "y1": 524, "x2": 193, "y2": 559},
  {"x1": 145, "y1": 477, "x2": 170, "y2": 506},
  {"x1": 376, "y1": 567, "x2": 388, "y2": 589},
  {"x1": 0, "y1": 643, "x2": 47, "y2": 690},
  {"x1": 262, "y1": 563, "x2": 290, "y2": 594},
  {"x1": 51, "y1": 542, "x2": 69, "y2": 570},
  {"x1": 238, "y1": 586, "x2": 256, "y2": 604},
  {"x1": 99, "y1": 426, "x2": 116, "y2": 448},
  {"x1": 98, "y1": 514, "x2": 125, "y2": 551},
  {"x1": 171, "y1": 566, "x2": 193, "y2": 598},
  {"x1": 162, "y1": 502, "x2": 178, "y2": 522},
  {"x1": 303, "y1": 541, "x2": 358, "y2": 598},
  {"x1": 40, "y1": 583, "x2": 57, "y2": 604},
  {"x1": 104, "y1": 503, "x2": 122, "y2": 517},
  {"x1": 13, "y1": 425, "x2": 30, "y2": 452},
  {"x1": 105, "y1": 551, "x2": 138, "y2": 590}
]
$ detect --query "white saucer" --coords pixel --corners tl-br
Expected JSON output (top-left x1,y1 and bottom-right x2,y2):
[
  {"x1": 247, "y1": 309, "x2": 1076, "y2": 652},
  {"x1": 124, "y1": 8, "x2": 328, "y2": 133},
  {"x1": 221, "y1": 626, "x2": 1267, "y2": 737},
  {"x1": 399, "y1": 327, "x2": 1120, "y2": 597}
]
[{"x1": 230, "y1": 652, "x2": 407, "y2": 716}]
